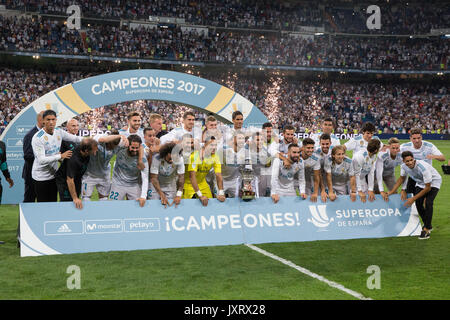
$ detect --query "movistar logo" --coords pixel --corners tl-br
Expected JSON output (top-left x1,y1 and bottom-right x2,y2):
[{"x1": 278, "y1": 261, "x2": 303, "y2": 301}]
[{"x1": 307, "y1": 205, "x2": 334, "y2": 229}]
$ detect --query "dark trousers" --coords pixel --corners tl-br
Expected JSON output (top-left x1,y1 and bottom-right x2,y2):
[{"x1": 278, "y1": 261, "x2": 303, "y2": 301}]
[
  {"x1": 406, "y1": 177, "x2": 416, "y2": 194},
  {"x1": 414, "y1": 186, "x2": 439, "y2": 230},
  {"x1": 23, "y1": 178, "x2": 36, "y2": 202},
  {"x1": 33, "y1": 178, "x2": 58, "y2": 202},
  {"x1": 56, "y1": 181, "x2": 73, "y2": 202}
]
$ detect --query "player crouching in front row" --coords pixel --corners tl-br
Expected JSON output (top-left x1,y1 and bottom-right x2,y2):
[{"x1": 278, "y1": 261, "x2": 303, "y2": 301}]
[{"x1": 385, "y1": 151, "x2": 442, "y2": 240}]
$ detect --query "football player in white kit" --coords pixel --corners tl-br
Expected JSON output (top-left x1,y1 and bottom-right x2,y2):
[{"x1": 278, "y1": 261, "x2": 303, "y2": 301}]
[
  {"x1": 143, "y1": 127, "x2": 160, "y2": 200},
  {"x1": 31, "y1": 109, "x2": 83, "y2": 202},
  {"x1": 344, "y1": 122, "x2": 383, "y2": 154},
  {"x1": 400, "y1": 127, "x2": 445, "y2": 193},
  {"x1": 81, "y1": 130, "x2": 128, "y2": 201},
  {"x1": 268, "y1": 125, "x2": 298, "y2": 162},
  {"x1": 324, "y1": 145, "x2": 357, "y2": 202},
  {"x1": 150, "y1": 142, "x2": 185, "y2": 207},
  {"x1": 271, "y1": 144, "x2": 306, "y2": 203},
  {"x1": 221, "y1": 130, "x2": 247, "y2": 198},
  {"x1": 375, "y1": 137, "x2": 403, "y2": 197},
  {"x1": 386, "y1": 151, "x2": 442, "y2": 239},
  {"x1": 109, "y1": 134, "x2": 148, "y2": 207},
  {"x1": 119, "y1": 111, "x2": 145, "y2": 140},
  {"x1": 310, "y1": 118, "x2": 341, "y2": 148},
  {"x1": 119, "y1": 111, "x2": 146, "y2": 170},
  {"x1": 300, "y1": 138, "x2": 321, "y2": 202},
  {"x1": 160, "y1": 111, "x2": 200, "y2": 145},
  {"x1": 351, "y1": 139, "x2": 381, "y2": 203},
  {"x1": 313, "y1": 133, "x2": 334, "y2": 202},
  {"x1": 248, "y1": 130, "x2": 272, "y2": 197}
]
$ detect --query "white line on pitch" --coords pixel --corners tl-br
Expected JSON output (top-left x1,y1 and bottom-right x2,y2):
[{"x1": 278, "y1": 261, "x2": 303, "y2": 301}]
[{"x1": 245, "y1": 244, "x2": 373, "y2": 300}]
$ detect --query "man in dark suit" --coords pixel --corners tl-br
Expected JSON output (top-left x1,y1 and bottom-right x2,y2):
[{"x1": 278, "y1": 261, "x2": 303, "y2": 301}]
[
  {"x1": 1, "y1": 139, "x2": 14, "y2": 244},
  {"x1": 22, "y1": 111, "x2": 44, "y2": 202}
]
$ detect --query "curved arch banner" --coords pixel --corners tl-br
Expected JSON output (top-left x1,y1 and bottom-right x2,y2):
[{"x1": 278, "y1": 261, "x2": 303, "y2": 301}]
[{"x1": 0, "y1": 69, "x2": 268, "y2": 204}]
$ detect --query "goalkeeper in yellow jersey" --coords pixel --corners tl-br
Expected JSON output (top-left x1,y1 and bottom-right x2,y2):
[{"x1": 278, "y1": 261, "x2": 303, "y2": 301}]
[{"x1": 183, "y1": 136, "x2": 226, "y2": 206}]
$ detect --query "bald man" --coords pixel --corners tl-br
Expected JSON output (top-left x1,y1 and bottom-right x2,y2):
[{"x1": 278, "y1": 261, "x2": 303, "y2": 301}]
[{"x1": 60, "y1": 119, "x2": 80, "y2": 153}]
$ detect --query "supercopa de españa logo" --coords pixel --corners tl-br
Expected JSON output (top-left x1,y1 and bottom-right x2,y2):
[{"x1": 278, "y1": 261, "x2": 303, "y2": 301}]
[
  {"x1": 307, "y1": 204, "x2": 403, "y2": 230},
  {"x1": 308, "y1": 205, "x2": 333, "y2": 229}
]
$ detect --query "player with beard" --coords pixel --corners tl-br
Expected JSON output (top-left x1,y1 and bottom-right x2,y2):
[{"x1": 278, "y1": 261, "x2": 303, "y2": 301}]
[
  {"x1": 376, "y1": 137, "x2": 403, "y2": 198},
  {"x1": 150, "y1": 142, "x2": 185, "y2": 208},
  {"x1": 313, "y1": 133, "x2": 333, "y2": 202},
  {"x1": 271, "y1": 144, "x2": 306, "y2": 203},
  {"x1": 268, "y1": 125, "x2": 298, "y2": 163},
  {"x1": 109, "y1": 134, "x2": 148, "y2": 207},
  {"x1": 300, "y1": 138, "x2": 321, "y2": 202}
]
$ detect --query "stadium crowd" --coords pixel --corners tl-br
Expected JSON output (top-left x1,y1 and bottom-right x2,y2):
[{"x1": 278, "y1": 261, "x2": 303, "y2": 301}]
[
  {"x1": 2, "y1": 0, "x2": 449, "y2": 34},
  {"x1": 0, "y1": 68, "x2": 449, "y2": 135},
  {"x1": 1, "y1": 15, "x2": 448, "y2": 70}
]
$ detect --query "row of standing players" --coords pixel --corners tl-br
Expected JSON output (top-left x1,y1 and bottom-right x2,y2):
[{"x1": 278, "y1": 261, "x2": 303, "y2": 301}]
[{"x1": 17, "y1": 110, "x2": 446, "y2": 243}]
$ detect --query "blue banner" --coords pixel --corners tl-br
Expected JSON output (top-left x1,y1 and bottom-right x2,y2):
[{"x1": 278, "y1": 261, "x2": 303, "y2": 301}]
[{"x1": 19, "y1": 195, "x2": 421, "y2": 257}]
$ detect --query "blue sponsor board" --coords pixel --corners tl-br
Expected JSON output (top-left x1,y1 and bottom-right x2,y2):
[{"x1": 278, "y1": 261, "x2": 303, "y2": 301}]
[{"x1": 19, "y1": 195, "x2": 421, "y2": 257}]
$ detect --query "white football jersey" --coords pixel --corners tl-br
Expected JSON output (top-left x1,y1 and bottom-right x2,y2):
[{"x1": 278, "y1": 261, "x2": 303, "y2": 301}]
[
  {"x1": 271, "y1": 157, "x2": 305, "y2": 195},
  {"x1": 150, "y1": 153, "x2": 184, "y2": 193},
  {"x1": 344, "y1": 134, "x2": 383, "y2": 154},
  {"x1": 31, "y1": 127, "x2": 82, "y2": 181},
  {"x1": 400, "y1": 160, "x2": 442, "y2": 190},
  {"x1": 351, "y1": 150, "x2": 378, "y2": 192},
  {"x1": 400, "y1": 141, "x2": 443, "y2": 165},
  {"x1": 111, "y1": 146, "x2": 149, "y2": 199}
]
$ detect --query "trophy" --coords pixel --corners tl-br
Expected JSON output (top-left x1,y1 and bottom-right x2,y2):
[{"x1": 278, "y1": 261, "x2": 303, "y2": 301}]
[{"x1": 239, "y1": 157, "x2": 256, "y2": 201}]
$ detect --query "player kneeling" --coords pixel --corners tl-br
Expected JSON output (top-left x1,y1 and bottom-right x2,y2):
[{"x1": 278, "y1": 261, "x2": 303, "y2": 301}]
[
  {"x1": 271, "y1": 144, "x2": 306, "y2": 203},
  {"x1": 150, "y1": 142, "x2": 185, "y2": 207},
  {"x1": 109, "y1": 134, "x2": 148, "y2": 207}
]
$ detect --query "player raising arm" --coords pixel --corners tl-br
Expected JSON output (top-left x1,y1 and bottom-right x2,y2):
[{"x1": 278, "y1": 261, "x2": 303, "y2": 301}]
[{"x1": 81, "y1": 131, "x2": 128, "y2": 201}]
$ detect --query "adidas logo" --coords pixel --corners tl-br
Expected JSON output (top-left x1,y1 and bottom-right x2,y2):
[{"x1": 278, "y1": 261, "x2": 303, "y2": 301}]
[
  {"x1": 57, "y1": 224, "x2": 72, "y2": 233},
  {"x1": 307, "y1": 205, "x2": 334, "y2": 229}
]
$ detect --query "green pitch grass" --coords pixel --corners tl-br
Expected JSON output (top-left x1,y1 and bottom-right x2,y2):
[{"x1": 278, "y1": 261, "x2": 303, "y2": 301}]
[{"x1": 0, "y1": 140, "x2": 449, "y2": 300}]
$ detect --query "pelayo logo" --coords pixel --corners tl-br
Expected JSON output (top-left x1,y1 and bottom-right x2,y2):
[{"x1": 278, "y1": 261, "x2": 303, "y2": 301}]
[{"x1": 307, "y1": 205, "x2": 334, "y2": 229}]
